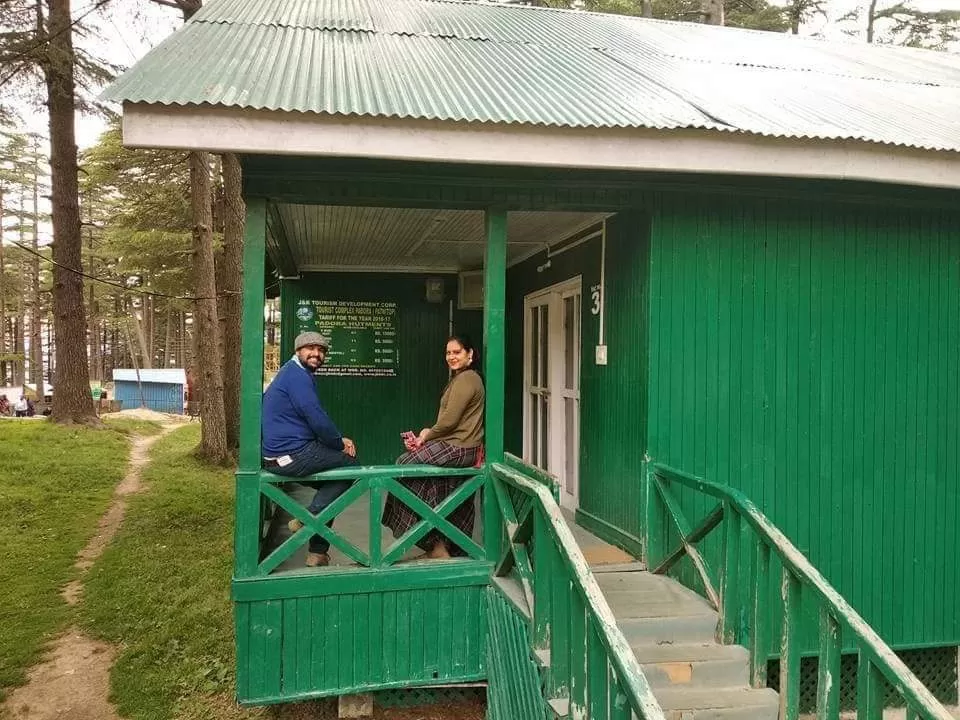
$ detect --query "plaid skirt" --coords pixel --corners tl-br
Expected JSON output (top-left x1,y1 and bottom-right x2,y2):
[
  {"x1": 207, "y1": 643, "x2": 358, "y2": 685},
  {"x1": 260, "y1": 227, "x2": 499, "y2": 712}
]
[{"x1": 381, "y1": 440, "x2": 481, "y2": 554}]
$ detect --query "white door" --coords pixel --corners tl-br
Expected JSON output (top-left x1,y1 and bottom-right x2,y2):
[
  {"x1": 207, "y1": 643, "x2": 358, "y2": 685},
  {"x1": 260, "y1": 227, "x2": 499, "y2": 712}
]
[{"x1": 524, "y1": 278, "x2": 582, "y2": 509}]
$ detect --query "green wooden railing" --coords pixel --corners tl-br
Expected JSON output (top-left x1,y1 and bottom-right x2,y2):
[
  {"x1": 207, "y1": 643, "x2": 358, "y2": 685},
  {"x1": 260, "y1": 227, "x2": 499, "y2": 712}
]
[
  {"x1": 257, "y1": 465, "x2": 484, "y2": 575},
  {"x1": 490, "y1": 461, "x2": 666, "y2": 720},
  {"x1": 647, "y1": 463, "x2": 954, "y2": 720}
]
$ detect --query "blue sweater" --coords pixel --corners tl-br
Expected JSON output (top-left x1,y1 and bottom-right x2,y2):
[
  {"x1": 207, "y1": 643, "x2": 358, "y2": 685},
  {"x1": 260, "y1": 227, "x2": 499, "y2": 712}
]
[{"x1": 261, "y1": 357, "x2": 344, "y2": 456}]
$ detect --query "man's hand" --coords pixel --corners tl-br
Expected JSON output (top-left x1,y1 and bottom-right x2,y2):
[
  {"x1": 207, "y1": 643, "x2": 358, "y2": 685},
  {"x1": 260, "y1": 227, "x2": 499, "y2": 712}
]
[{"x1": 342, "y1": 438, "x2": 357, "y2": 458}]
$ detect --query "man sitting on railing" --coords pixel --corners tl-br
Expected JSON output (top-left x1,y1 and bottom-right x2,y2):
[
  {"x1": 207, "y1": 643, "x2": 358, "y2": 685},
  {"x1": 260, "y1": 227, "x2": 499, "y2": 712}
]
[{"x1": 261, "y1": 332, "x2": 359, "y2": 568}]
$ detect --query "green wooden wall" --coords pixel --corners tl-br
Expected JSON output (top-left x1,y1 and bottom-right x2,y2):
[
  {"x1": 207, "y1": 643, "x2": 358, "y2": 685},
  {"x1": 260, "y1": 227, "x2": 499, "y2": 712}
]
[
  {"x1": 505, "y1": 213, "x2": 651, "y2": 553},
  {"x1": 645, "y1": 196, "x2": 960, "y2": 651},
  {"x1": 280, "y1": 273, "x2": 481, "y2": 464},
  {"x1": 235, "y1": 580, "x2": 488, "y2": 704},
  {"x1": 486, "y1": 588, "x2": 550, "y2": 720}
]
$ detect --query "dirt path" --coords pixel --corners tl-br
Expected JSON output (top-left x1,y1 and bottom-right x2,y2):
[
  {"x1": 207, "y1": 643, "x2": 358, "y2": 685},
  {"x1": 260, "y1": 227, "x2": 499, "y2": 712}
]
[{"x1": 3, "y1": 428, "x2": 175, "y2": 720}]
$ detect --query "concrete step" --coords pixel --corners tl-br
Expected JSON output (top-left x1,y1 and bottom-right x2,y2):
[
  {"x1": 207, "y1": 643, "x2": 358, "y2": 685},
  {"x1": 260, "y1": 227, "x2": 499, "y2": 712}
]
[
  {"x1": 617, "y1": 612, "x2": 718, "y2": 645},
  {"x1": 597, "y1": 572, "x2": 713, "y2": 604},
  {"x1": 590, "y1": 561, "x2": 647, "y2": 573},
  {"x1": 653, "y1": 686, "x2": 780, "y2": 720},
  {"x1": 632, "y1": 643, "x2": 750, "y2": 689},
  {"x1": 607, "y1": 596, "x2": 717, "y2": 619}
]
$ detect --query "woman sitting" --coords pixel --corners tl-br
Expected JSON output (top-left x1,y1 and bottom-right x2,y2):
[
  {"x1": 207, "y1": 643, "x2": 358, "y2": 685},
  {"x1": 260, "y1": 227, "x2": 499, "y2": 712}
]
[{"x1": 382, "y1": 334, "x2": 485, "y2": 560}]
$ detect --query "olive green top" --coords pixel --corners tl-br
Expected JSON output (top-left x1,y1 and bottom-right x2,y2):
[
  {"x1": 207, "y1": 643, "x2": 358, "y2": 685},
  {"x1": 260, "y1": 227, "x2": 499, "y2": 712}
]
[{"x1": 427, "y1": 369, "x2": 485, "y2": 448}]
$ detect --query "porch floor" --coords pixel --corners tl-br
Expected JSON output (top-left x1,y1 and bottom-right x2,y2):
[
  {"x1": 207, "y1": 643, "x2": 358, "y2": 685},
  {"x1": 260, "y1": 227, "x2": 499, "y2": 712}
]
[{"x1": 265, "y1": 484, "x2": 635, "y2": 575}]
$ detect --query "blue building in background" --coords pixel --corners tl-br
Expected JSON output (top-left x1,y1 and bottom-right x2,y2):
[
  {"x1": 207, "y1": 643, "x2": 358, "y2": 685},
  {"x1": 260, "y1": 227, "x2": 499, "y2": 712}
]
[{"x1": 112, "y1": 368, "x2": 187, "y2": 414}]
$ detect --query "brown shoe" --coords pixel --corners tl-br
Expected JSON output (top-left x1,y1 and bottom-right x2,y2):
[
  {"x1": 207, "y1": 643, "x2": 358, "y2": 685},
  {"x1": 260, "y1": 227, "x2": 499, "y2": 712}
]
[
  {"x1": 305, "y1": 552, "x2": 330, "y2": 567},
  {"x1": 287, "y1": 518, "x2": 304, "y2": 533}
]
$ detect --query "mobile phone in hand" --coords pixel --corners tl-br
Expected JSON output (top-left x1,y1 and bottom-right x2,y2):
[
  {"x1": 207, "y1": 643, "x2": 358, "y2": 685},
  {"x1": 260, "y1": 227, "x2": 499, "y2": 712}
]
[{"x1": 401, "y1": 430, "x2": 416, "y2": 442}]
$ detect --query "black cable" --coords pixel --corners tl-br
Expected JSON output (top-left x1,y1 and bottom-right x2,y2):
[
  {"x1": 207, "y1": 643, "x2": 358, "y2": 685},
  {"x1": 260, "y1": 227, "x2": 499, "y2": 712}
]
[{"x1": 8, "y1": 238, "x2": 240, "y2": 301}]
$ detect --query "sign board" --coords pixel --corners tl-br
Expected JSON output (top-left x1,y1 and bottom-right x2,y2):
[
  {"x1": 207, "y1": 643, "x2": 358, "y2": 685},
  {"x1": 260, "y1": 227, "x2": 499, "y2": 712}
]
[{"x1": 294, "y1": 300, "x2": 398, "y2": 377}]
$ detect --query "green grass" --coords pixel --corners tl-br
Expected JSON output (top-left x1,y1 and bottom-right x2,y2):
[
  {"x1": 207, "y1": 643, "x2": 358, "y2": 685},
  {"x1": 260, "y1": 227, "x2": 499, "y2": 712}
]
[
  {"x1": 0, "y1": 420, "x2": 133, "y2": 698},
  {"x1": 78, "y1": 425, "x2": 266, "y2": 720},
  {"x1": 101, "y1": 416, "x2": 165, "y2": 437}
]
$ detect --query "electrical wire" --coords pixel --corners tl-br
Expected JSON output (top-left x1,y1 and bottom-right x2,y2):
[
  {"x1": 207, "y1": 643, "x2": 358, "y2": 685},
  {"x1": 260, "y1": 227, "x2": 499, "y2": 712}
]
[{"x1": 7, "y1": 238, "x2": 251, "y2": 301}]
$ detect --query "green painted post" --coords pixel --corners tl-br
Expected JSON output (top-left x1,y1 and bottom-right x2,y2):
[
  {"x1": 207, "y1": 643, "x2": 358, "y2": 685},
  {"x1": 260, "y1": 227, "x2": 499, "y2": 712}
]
[
  {"x1": 779, "y1": 568, "x2": 802, "y2": 720},
  {"x1": 235, "y1": 197, "x2": 267, "y2": 578},
  {"x1": 750, "y1": 538, "x2": 770, "y2": 687},
  {"x1": 857, "y1": 654, "x2": 883, "y2": 720},
  {"x1": 817, "y1": 608, "x2": 841, "y2": 720},
  {"x1": 369, "y1": 478, "x2": 383, "y2": 568},
  {"x1": 483, "y1": 209, "x2": 507, "y2": 563},
  {"x1": 645, "y1": 469, "x2": 663, "y2": 569},
  {"x1": 719, "y1": 503, "x2": 741, "y2": 643}
]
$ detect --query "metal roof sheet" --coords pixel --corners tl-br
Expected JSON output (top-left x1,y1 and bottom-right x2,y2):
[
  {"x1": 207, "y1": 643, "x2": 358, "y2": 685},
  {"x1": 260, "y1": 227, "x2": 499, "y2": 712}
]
[
  {"x1": 276, "y1": 205, "x2": 606, "y2": 270},
  {"x1": 113, "y1": 369, "x2": 187, "y2": 385},
  {"x1": 103, "y1": 0, "x2": 960, "y2": 152}
]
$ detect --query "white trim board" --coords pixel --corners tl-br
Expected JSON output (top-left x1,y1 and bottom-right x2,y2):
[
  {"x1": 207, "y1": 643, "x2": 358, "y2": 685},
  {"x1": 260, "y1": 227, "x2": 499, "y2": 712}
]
[{"x1": 122, "y1": 103, "x2": 960, "y2": 191}]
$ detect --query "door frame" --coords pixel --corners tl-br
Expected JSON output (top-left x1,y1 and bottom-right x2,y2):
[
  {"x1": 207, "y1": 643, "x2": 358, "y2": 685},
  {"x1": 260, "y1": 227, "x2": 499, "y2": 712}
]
[{"x1": 522, "y1": 275, "x2": 583, "y2": 509}]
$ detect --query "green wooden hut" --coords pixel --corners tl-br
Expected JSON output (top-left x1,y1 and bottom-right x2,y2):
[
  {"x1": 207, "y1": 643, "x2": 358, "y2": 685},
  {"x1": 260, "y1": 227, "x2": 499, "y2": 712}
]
[{"x1": 104, "y1": 1, "x2": 960, "y2": 718}]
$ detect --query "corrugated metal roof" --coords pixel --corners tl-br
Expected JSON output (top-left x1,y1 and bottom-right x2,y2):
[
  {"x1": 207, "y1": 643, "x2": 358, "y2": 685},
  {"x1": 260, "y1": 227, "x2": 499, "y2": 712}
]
[
  {"x1": 276, "y1": 205, "x2": 606, "y2": 270},
  {"x1": 103, "y1": 0, "x2": 960, "y2": 151},
  {"x1": 113, "y1": 368, "x2": 187, "y2": 385}
]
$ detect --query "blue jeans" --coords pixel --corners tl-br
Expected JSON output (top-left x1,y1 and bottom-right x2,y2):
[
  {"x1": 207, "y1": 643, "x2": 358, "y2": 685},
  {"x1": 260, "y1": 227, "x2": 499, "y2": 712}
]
[{"x1": 266, "y1": 440, "x2": 358, "y2": 554}]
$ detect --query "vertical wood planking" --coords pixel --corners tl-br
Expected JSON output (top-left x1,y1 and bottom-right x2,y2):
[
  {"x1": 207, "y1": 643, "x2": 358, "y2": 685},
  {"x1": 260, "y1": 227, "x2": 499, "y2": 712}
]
[
  {"x1": 645, "y1": 198, "x2": 960, "y2": 652},
  {"x1": 239, "y1": 584, "x2": 488, "y2": 704}
]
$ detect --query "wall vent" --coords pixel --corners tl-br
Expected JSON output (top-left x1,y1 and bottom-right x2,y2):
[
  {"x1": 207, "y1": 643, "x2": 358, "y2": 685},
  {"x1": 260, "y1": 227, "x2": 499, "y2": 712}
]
[{"x1": 459, "y1": 270, "x2": 485, "y2": 309}]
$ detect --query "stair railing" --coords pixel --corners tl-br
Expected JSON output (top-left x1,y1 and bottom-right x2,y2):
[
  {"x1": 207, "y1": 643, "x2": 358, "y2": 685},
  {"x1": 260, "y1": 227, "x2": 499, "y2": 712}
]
[
  {"x1": 491, "y1": 461, "x2": 666, "y2": 720},
  {"x1": 647, "y1": 463, "x2": 953, "y2": 720}
]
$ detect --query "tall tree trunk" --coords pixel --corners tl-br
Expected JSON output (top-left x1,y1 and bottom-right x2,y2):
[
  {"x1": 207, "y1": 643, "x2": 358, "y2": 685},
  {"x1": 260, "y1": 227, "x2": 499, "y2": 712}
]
[
  {"x1": 44, "y1": 0, "x2": 95, "y2": 423},
  {"x1": 0, "y1": 192, "x2": 7, "y2": 386},
  {"x1": 163, "y1": 304, "x2": 173, "y2": 367},
  {"x1": 132, "y1": 300, "x2": 152, "y2": 369},
  {"x1": 190, "y1": 151, "x2": 229, "y2": 464},
  {"x1": 15, "y1": 187, "x2": 27, "y2": 386},
  {"x1": 866, "y1": 0, "x2": 878, "y2": 41},
  {"x1": 112, "y1": 294, "x2": 121, "y2": 370},
  {"x1": 221, "y1": 153, "x2": 244, "y2": 450},
  {"x1": 86, "y1": 213, "x2": 101, "y2": 382},
  {"x1": 642, "y1": 0, "x2": 653, "y2": 17},
  {"x1": 701, "y1": 0, "x2": 724, "y2": 25},
  {"x1": 30, "y1": 140, "x2": 44, "y2": 401}
]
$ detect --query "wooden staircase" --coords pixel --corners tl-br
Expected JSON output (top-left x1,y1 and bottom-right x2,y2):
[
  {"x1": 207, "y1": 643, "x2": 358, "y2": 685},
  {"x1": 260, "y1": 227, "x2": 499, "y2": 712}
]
[{"x1": 592, "y1": 565, "x2": 779, "y2": 720}]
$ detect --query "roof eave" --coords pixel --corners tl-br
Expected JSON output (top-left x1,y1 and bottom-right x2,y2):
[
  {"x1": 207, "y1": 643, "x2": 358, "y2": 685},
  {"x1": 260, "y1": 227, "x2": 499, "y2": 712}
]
[{"x1": 120, "y1": 102, "x2": 960, "y2": 191}]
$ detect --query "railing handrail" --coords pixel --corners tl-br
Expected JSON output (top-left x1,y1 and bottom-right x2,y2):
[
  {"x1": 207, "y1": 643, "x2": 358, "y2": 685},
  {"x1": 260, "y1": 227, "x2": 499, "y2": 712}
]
[
  {"x1": 259, "y1": 465, "x2": 480, "y2": 483},
  {"x1": 492, "y1": 462, "x2": 667, "y2": 720},
  {"x1": 256, "y1": 464, "x2": 486, "y2": 573},
  {"x1": 652, "y1": 463, "x2": 953, "y2": 720}
]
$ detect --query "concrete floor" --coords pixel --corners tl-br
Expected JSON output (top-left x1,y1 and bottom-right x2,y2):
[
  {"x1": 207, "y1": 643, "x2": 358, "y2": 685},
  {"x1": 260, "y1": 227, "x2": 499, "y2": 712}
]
[{"x1": 266, "y1": 483, "x2": 635, "y2": 574}]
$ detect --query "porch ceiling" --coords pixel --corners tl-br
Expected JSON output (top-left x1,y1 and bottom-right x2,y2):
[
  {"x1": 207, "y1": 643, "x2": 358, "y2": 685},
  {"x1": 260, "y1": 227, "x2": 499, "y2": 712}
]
[{"x1": 270, "y1": 204, "x2": 609, "y2": 274}]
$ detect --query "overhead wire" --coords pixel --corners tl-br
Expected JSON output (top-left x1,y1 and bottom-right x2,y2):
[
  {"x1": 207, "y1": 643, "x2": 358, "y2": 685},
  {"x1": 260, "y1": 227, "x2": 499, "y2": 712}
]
[{"x1": 6, "y1": 238, "x2": 254, "y2": 302}]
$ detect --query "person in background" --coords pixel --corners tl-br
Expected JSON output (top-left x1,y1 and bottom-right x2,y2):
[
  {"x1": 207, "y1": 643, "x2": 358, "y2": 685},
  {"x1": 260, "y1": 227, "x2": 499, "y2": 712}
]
[
  {"x1": 14, "y1": 395, "x2": 28, "y2": 418},
  {"x1": 382, "y1": 334, "x2": 485, "y2": 560},
  {"x1": 261, "y1": 332, "x2": 359, "y2": 568},
  {"x1": 0, "y1": 395, "x2": 9, "y2": 416}
]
